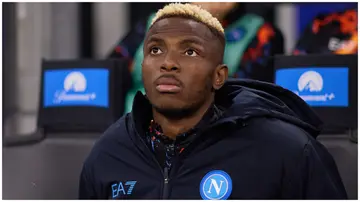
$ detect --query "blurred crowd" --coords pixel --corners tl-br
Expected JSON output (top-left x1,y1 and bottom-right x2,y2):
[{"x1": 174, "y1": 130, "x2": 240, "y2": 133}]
[{"x1": 107, "y1": 2, "x2": 358, "y2": 113}]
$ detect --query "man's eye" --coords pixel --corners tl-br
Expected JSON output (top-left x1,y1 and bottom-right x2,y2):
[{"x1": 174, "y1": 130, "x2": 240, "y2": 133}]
[
  {"x1": 185, "y1": 49, "x2": 198, "y2": 57},
  {"x1": 150, "y1": 47, "x2": 163, "y2": 55}
]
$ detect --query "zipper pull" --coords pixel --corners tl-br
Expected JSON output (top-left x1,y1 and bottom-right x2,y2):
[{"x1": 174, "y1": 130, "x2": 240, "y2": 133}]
[
  {"x1": 164, "y1": 167, "x2": 169, "y2": 183},
  {"x1": 162, "y1": 167, "x2": 170, "y2": 199}
]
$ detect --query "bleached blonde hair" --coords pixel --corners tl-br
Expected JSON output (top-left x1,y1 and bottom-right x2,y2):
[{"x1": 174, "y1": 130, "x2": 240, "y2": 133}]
[{"x1": 150, "y1": 3, "x2": 225, "y2": 35}]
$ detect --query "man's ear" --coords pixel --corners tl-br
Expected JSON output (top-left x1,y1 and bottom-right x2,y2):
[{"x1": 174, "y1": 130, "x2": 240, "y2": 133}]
[{"x1": 213, "y1": 64, "x2": 228, "y2": 90}]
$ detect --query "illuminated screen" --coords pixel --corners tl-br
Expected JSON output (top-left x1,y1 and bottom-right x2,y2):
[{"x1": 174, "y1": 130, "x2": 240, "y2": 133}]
[
  {"x1": 275, "y1": 67, "x2": 348, "y2": 107},
  {"x1": 43, "y1": 68, "x2": 109, "y2": 108}
]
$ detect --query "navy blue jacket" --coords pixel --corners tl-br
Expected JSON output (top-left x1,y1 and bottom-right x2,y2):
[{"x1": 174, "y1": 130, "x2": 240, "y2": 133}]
[{"x1": 79, "y1": 79, "x2": 347, "y2": 199}]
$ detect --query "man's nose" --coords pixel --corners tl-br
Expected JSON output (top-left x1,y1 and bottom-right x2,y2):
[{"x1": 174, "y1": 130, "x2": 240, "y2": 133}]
[{"x1": 160, "y1": 51, "x2": 180, "y2": 72}]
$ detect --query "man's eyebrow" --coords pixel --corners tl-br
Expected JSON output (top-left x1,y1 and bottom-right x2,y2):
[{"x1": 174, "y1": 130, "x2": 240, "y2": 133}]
[
  {"x1": 145, "y1": 36, "x2": 164, "y2": 44},
  {"x1": 145, "y1": 35, "x2": 206, "y2": 48}
]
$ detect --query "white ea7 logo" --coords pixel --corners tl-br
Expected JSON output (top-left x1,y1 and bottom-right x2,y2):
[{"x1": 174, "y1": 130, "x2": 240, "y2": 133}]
[{"x1": 200, "y1": 170, "x2": 232, "y2": 200}]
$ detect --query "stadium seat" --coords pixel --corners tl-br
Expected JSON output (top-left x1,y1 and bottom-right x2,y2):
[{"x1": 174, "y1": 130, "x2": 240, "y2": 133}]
[{"x1": 3, "y1": 133, "x2": 100, "y2": 199}]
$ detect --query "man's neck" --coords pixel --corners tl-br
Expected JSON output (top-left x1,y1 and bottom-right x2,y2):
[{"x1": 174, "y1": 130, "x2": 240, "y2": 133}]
[{"x1": 152, "y1": 101, "x2": 213, "y2": 140}]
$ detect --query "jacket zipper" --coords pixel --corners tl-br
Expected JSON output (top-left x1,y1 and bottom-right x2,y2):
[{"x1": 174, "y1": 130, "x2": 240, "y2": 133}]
[
  {"x1": 162, "y1": 167, "x2": 170, "y2": 199},
  {"x1": 134, "y1": 130, "x2": 171, "y2": 199},
  {"x1": 132, "y1": 119, "x2": 242, "y2": 199}
]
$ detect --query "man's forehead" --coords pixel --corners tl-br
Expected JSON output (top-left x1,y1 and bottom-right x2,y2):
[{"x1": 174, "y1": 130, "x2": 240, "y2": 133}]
[
  {"x1": 154, "y1": 17, "x2": 199, "y2": 30},
  {"x1": 146, "y1": 17, "x2": 216, "y2": 41}
]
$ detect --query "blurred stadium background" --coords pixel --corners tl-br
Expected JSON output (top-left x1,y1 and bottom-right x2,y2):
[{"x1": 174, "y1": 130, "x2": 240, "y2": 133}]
[{"x1": 2, "y1": 2, "x2": 358, "y2": 200}]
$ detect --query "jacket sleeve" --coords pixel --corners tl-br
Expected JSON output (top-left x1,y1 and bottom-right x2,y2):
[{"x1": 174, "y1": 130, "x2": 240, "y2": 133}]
[
  {"x1": 281, "y1": 140, "x2": 348, "y2": 199},
  {"x1": 79, "y1": 164, "x2": 98, "y2": 199},
  {"x1": 302, "y1": 141, "x2": 348, "y2": 199}
]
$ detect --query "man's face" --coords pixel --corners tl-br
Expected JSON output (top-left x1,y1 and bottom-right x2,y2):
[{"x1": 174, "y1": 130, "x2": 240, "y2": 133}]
[{"x1": 142, "y1": 17, "x2": 226, "y2": 116}]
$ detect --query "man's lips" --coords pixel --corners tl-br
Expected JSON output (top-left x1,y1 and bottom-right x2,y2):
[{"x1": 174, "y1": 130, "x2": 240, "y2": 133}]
[
  {"x1": 155, "y1": 77, "x2": 182, "y2": 93},
  {"x1": 156, "y1": 84, "x2": 181, "y2": 93}
]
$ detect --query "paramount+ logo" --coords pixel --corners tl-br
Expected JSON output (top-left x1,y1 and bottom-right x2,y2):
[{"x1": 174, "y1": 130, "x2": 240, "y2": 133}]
[{"x1": 275, "y1": 67, "x2": 348, "y2": 107}]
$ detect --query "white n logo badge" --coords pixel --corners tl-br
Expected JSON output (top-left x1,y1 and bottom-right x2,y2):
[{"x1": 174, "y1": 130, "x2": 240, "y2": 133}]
[
  {"x1": 200, "y1": 170, "x2": 232, "y2": 200},
  {"x1": 207, "y1": 179, "x2": 224, "y2": 195}
]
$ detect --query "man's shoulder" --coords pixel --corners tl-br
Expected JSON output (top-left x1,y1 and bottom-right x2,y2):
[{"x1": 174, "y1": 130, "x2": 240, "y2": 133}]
[{"x1": 238, "y1": 117, "x2": 312, "y2": 151}]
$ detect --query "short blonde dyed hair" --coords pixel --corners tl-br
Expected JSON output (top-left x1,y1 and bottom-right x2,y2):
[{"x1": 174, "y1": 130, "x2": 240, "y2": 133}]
[{"x1": 150, "y1": 3, "x2": 225, "y2": 35}]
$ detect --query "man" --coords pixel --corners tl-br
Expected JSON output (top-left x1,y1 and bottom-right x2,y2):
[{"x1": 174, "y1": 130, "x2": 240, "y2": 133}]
[
  {"x1": 293, "y1": 7, "x2": 357, "y2": 55},
  {"x1": 79, "y1": 3, "x2": 347, "y2": 199},
  {"x1": 108, "y1": 2, "x2": 283, "y2": 114}
]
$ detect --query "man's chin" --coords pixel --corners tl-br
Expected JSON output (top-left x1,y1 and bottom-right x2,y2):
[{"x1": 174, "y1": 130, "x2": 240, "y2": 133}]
[
  {"x1": 152, "y1": 103, "x2": 195, "y2": 119},
  {"x1": 150, "y1": 97, "x2": 186, "y2": 111}
]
